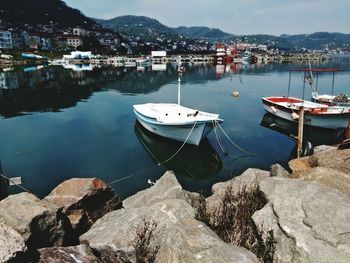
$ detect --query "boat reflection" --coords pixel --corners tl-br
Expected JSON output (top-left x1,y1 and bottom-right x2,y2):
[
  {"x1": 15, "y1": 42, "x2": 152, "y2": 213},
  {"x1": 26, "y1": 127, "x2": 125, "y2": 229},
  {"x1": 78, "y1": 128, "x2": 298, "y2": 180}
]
[
  {"x1": 134, "y1": 121, "x2": 222, "y2": 180},
  {"x1": 260, "y1": 112, "x2": 345, "y2": 146}
]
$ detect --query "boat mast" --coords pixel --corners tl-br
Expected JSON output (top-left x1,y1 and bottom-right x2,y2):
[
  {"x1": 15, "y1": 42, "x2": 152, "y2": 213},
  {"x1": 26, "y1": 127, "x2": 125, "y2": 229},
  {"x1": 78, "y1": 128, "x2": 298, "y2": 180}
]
[
  {"x1": 177, "y1": 64, "x2": 183, "y2": 105},
  {"x1": 307, "y1": 54, "x2": 315, "y2": 92}
]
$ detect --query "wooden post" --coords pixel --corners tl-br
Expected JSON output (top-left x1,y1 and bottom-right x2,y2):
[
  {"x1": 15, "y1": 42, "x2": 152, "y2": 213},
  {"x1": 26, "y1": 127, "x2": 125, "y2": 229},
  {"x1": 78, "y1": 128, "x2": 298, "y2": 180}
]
[{"x1": 297, "y1": 107, "x2": 304, "y2": 158}]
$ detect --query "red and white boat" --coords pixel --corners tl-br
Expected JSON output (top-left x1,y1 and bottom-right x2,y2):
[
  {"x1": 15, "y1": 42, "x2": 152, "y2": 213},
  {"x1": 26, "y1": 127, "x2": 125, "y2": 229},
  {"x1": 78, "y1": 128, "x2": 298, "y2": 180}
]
[{"x1": 262, "y1": 96, "x2": 350, "y2": 129}]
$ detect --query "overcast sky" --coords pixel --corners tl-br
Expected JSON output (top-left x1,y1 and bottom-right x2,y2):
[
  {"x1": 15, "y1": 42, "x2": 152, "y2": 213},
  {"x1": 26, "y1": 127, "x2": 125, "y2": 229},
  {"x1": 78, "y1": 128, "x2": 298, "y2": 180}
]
[{"x1": 64, "y1": 0, "x2": 350, "y2": 35}]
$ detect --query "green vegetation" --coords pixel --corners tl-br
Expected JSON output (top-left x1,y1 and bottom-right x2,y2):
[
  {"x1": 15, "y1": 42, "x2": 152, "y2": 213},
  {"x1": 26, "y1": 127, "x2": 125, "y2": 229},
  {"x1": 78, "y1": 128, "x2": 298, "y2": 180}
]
[{"x1": 0, "y1": 0, "x2": 96, "y2": 29}]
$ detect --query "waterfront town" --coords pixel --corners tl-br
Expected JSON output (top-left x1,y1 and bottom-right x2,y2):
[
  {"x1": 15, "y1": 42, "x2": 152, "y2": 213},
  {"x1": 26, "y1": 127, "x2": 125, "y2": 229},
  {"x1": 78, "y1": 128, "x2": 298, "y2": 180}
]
[{"x1": 0, "y1": 20, "x2": 341, "y2": 68}]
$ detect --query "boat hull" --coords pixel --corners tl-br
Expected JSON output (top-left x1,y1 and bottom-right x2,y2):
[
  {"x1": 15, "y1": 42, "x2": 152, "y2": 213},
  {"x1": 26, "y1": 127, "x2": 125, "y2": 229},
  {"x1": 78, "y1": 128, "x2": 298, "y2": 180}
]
[
  {"x1": 134, "y1": 110, "x2": 218, "y2": 146},
  {"x1": 262, "y1": 99, "x2": 350, "y2": 129}
]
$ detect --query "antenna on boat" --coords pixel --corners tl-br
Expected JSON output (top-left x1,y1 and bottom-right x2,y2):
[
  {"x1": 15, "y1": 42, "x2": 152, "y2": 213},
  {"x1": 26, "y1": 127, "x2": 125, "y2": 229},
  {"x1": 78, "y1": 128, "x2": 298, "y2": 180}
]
[{"x1": 177, "y1": 63, "x2": 184, "y2": 105}]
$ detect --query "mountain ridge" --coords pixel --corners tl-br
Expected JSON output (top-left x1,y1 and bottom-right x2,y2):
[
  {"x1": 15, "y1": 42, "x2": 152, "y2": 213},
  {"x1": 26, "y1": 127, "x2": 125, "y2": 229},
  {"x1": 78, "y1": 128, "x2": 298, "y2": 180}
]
[
  {"x1": 94, "y1": 15, "x2": 350, "y2": 50},
  {"x1": 0, "y1": 0, "x2": 96, "y2": 29}
]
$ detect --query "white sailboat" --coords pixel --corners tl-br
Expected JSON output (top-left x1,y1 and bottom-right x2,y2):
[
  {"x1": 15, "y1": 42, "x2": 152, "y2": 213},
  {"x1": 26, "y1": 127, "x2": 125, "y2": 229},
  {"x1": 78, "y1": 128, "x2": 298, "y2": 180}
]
[{"x1": 133, "y1": 65, "x2": 223, "y2": 146}]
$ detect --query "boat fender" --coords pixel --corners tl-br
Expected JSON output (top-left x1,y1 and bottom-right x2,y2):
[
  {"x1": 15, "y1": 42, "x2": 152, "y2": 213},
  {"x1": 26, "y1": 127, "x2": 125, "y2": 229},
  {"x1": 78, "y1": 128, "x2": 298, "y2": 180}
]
[
  {"x1": 271, "y1": 106, "x2": 277, "y2": 113},
  {"x1": 291, "y1": 112, "x2": 299, "y2": 120}
]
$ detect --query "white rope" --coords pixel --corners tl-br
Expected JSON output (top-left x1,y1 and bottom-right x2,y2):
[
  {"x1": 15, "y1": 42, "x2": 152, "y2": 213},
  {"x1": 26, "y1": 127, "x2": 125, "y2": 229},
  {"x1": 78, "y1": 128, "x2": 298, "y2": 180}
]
[
  {"x1": 157, "y1": 121, "x2": 198, "y2": 166},
  {"x1": 212, "y1": 120, "x2": 226, "y2": 154},
  {"x1": 109, "y1": 121, "x2": 198, "y2": 186},
  {"x1": 215, "y1": 120, "x2": 257, "y2": 156},
  {"x1": 0, "y1": 172, "x2": 42, "y2": 198}
]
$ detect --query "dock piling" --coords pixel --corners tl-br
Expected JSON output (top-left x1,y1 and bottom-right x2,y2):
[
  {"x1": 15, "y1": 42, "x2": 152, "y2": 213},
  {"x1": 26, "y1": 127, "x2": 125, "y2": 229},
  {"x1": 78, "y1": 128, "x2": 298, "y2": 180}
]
[{"x1": 297, "y1": 107, "x2": 305, "y2": 158}]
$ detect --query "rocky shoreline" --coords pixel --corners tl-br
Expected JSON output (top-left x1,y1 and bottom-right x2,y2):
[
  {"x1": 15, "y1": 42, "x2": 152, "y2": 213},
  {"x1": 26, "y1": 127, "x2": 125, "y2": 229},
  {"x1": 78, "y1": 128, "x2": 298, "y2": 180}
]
[{"x1": 1, "y1": 145, "x2": 349, "y2": 263}]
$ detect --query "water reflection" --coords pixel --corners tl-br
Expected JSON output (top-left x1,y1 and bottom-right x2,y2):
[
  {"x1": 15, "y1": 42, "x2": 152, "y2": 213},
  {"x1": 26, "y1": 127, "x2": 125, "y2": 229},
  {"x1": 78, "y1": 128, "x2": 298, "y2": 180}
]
[
  {"x1": 134, "y1": 121, "x2": 222, "y2": 180},
  {"x1": 260, "y1": 113, "x2": 345, "y2": 146},
  {"x1": 2, "y1": 60, "x2": 348, "y2": 118}
]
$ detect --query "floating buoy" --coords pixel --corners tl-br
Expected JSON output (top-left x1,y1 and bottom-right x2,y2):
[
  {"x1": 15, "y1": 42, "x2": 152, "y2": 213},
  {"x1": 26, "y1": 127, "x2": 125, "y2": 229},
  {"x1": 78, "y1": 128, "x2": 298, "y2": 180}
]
[{"x1": 231, "y1": 91, "x2": 240, "y2": 97}]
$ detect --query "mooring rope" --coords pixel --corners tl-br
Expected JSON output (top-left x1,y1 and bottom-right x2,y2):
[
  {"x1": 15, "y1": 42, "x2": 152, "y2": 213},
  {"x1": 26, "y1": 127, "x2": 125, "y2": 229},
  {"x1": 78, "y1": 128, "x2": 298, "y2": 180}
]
[
  {"x1": 0, "y1": 172, "x2": 42, "y2": 198},
  {"x1": 108, "y1": 121, "x2": 198, "y2": 186},
  {"x1": 214, "y1": 120, "x2": 257, "y2": 156},
  {"x1": 212, "y1": 120, "x2": 227, "y2": 154},
  {"x1": 157, "y1": 121, "x2": 198, "y2": 166}
]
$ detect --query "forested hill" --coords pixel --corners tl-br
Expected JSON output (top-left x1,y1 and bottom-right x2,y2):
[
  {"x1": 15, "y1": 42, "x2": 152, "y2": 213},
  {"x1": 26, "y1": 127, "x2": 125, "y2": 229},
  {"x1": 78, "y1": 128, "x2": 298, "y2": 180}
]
[{"x1": 0, "y1": 0, "x2": 96, "y2": 29}]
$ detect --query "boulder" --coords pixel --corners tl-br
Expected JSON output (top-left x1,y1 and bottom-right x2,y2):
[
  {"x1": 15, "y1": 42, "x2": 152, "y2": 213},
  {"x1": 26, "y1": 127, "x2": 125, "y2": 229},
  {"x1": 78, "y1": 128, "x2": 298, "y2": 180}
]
[
  {"x1": 154, "y1": 218, "x2": 259, "y2": 263},
  {"x1": 80, "y1": 199, "x2": 196, "y2": 262},
  {"x1": 253, "y1": 177, "x2": 350, "y2": 263},
  {"x1": 289, "y1": 148, "x2": 350, "y2": 176},
  {"x1": 288, "y1": 156, "x2": 311, "y2": 176},
  {"x1": 314, "y1": 148, "x2": 350, "y2": 174},
  {"x1": 295, "y1": 166, "x2": 350, "y2": 195},
  {"x1": 81, "y1": 198, "x2": 258, "y2": 263},
  {"x1": 123, "y1": 171, "x2": 189, "y2": 209},
  {"x1": 0, "y1": 192, "x2": 76, "y2": 249},
  {"x1": 0, "y1": 219, "x2": 27, "y2": 263},
  {"x1": 45, "y1": 178, "x2": 121, "y2": 236},
  {"x1": 37, "y1": 245, "x2": 101, "y2": 263},
  {"x1": 206, "y1": 168, "x2": 269, "y2": 214},
  {"x1": 270, "y1": 163, "x2": 290, "y2": 178}
]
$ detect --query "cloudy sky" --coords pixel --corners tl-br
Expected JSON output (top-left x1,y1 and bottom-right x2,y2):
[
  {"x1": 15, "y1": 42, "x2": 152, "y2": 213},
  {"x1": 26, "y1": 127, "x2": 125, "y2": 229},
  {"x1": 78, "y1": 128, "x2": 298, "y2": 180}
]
[{"x1": 64, "y1": 0, "x2": 350, "y2": 35}]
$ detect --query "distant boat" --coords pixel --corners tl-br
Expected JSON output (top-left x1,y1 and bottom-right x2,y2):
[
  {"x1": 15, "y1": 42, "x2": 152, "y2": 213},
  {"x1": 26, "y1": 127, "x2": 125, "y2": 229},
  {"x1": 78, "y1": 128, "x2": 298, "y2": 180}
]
[
  {"x1": 62, "y1": 51, "x2": 92, "y2": 60},
  {"x1": 262, "y1": 96, "x2": 350, "y2": 129},
  {"x1": 133, "y1": 64, "x2": 223, "y2": 146},
  {"x1": 136, "y1": 57, "x2": 151, "y2": 67},
  {"x1": 21, "y1": 53, "x2": 46, "y2": 60}
]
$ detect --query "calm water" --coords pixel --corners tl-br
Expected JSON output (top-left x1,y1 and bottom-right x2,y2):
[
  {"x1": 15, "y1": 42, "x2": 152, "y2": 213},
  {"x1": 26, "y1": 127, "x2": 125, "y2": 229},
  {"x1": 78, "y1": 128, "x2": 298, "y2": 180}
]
[{"x1": 1, "y1": 58, "x2": 350, "y2": 198}]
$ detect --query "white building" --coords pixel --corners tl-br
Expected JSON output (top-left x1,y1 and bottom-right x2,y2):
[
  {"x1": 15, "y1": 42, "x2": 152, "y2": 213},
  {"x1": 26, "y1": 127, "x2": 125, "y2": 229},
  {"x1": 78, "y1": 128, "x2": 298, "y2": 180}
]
[
  {"x1": 151, "y1": 51, "x2": 167, "y2": 57},
  {"x1": 0, "y1": 31, "x2": 13, "y2": 49},
  {"x1": 65, "y1": 35, "x2": 83, "y2": 48},
  {"x1": 73, "y1": 27, "x2": 89, "y2": 37}
]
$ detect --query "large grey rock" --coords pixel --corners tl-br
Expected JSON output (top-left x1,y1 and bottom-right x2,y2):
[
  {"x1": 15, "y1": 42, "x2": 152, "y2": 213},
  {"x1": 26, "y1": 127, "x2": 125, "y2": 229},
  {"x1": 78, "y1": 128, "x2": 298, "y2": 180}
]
[
  {"x1": 81, "y1": 198, "x2": 258, "y2": 263},
  {"x1": 253, "y1": 177, "x2": 350, "y2": 263},
  {"x1": 80, "y1": 199, "x2": 196, "y2": 262},
  {"x1": 45, "y1": 178, "x2": 121, "y2": 236},
  {"x1": 154, "y1": 218, "x2": 259, "y2": 263},
  {"x1": 123, "y1": 170, "x2": 188, "y2": 209},
  {"x1": 270, "y1": 163, "x2": 290, "y2": 178},
  {"x1": 0, "y1": 219, "x2": 27, "y2": 263},
  {"x1": 0, "y1": 192, "x2": 75, "y2": 249},
  {"x1": 206, "y1": 168, "x2": 269, "y2": 213},
  {"x1": 296, "y1": 166, "x2": 350, "y2": 195},
  {"x1": 289, "y1": 148, "x2": 350, "y2": 176},
  {"x1": 314, "y1": 148, "x2": 350, "y2": 174},
  {"x1": 37, "y1": 245, "x2": 101, "y2": 263}
]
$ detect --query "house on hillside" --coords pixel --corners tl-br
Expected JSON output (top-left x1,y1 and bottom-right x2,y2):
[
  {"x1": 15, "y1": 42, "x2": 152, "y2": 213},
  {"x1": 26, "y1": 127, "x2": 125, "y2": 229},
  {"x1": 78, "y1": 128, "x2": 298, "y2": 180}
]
[{"x1": 0, "y1": 30, "x2": 13, "y2": 49}]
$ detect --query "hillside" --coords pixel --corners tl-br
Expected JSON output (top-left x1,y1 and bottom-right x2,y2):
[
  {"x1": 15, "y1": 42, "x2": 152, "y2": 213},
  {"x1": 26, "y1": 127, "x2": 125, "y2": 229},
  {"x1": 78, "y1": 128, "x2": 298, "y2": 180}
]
[
  {"x1": 94, "y1": 15, "x2": 175, "y2": 40},
  {"x1": 281, "y1": 32, "x2": 350, "y2": 50},
  {"x1": 0, "y1": 0, "x2": 96, "y2": 29},
  {"x1": 173, "y1": 26, "x2": 232, "y2": 41}
]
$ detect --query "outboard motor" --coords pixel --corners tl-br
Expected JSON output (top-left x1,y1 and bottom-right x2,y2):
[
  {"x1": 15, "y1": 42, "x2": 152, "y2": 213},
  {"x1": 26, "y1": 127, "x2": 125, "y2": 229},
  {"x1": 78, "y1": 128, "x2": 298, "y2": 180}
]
[{"x1": 290, "y1": 140, "x2": 314, "y2": 159}]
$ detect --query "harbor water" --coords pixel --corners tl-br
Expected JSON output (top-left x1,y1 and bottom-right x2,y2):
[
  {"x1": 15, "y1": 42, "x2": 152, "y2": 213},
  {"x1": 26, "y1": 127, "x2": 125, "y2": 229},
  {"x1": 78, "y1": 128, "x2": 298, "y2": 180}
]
[{"x1": 1, "y1": 59, "x2": 350, "y2": 198}]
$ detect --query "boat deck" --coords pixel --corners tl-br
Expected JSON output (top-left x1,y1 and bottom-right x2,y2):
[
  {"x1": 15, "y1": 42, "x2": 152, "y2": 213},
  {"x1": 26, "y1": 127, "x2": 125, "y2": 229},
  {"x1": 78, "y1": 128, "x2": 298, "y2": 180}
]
[
  {"x1": 133, "y1": 103, "x2": 222, "y2": 124},
  {"x1": 263, "y1": 96, "x2": 329, "y2": 109}
]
